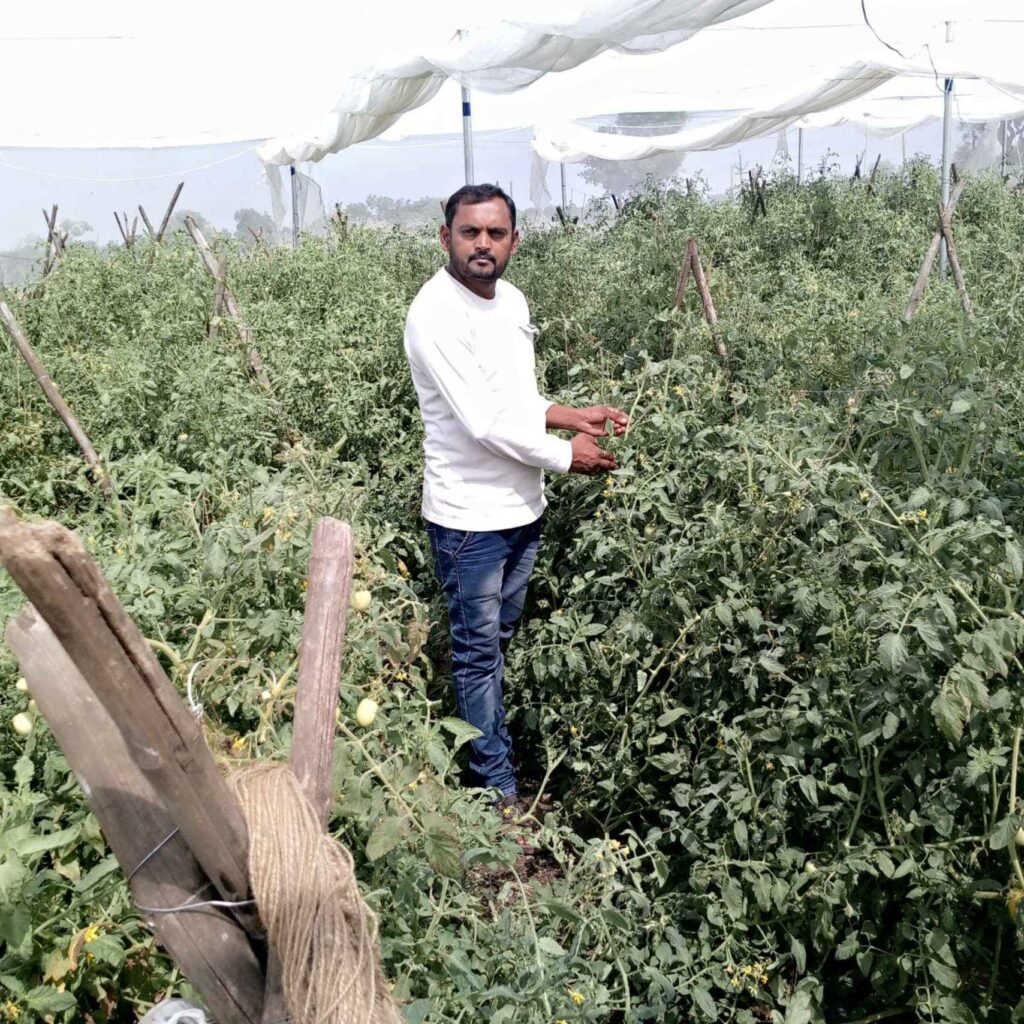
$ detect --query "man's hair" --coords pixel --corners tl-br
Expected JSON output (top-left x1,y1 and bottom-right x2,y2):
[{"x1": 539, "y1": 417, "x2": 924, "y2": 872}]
[{"x1": 444, "y1": 184, "x2": 516, "y2": 230}]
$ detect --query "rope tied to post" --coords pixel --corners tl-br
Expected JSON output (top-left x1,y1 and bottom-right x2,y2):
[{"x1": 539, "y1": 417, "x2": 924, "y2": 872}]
[{"x1": 228, "y1": 764, "x2": 402, "y2": 1024}]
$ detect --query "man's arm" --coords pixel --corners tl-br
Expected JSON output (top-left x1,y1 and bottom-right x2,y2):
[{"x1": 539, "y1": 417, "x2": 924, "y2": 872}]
[{"x1": 407, "y1": 318, "x2": 572, "y2": 472}]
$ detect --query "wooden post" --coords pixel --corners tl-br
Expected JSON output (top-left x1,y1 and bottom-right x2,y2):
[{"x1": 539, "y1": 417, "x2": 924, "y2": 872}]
[
  {"x1": 0, "y1": 302, "x2": 108, "y2": 490},
  {"x1": 155, "y1": 182, "x2": 185, "y2": 243},
  {"x1": 903, "y1": 176, "x2": 967, "y2": 322},
  {"x1": 261, "y1": 517, "x2": 355, "y2": 1023},
  {"x1": 938, "y1": 203, "x2": 973, "y2": 318},
  {"x1": 672, "y1": 240, "x2": 694, "y2": 310},
  {"x1": 207, "y1": 260, "x2": 227, "y2": 341},
  {"x1": 183, "y1": 217, "x2": 273, "y2": 393},
  {"x1": 0, "y1": 512, "x2": 258, "y2": 937},
  {"x1": 138, "y1": 205, "x2": 156, "y2": 238},
  {"x1": 5, "y1": 607, "x2": 265, "y2": 1024},
  {"x1": 114, "y1": 212, "x2": 131, "y2": 247},
  {"x1": 671, "y1": 239, "x2": 727, "y2": 363}
]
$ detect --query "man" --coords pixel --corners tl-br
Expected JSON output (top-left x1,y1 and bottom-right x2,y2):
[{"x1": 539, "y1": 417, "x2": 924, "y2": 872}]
[{"x1": 404, "y1": 183, "x2": 628, "y2": 812}]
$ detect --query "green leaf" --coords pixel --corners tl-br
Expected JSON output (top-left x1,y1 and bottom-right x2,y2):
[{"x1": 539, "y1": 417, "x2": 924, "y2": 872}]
[
  {"x1": 365, "y1": 816, "x2": 410, "y2": 861},
  {"x1": 656, "y1": 707, "x2": 688, "y2": 727},
  {"x1": 423, "y1": 818, "x2": 462, "y2": 878},
  {"x1": 791, "y1": 936, "x2": 807, "y2": 973},
  {"x1": 906, "y1": 486, "x2": 931, "y2": 509},
  {"x1": 536, "y1": 936, "x2": 566, "y2": 957},
  {"x1": 600, "y1": 905, "x2": 629, "y2": 929},
  {"x1": 759, "y1": 654, "x2": 785, "y2": 674},
  {"x1": 438, "y1": 717, "x2": 482, "y2": 750},
  {"x1": 931, "y1": 682, "x2": 969, "y2": 743},
  {"x1": 949, "y1": 398, "x2": 972, "y2": 416},
  {"x1": 927, "y1": 959, "x2": 960, "y2": 989},
  {"x1": 784, "y1": 988, "x2": 814, "y2": 1024},
  {"x1": 25, "y1": 985, "x2": 77, "y2": 1014},
  {"x1": 16, "y1": 827, "x2": 81, "y2": 858},
  {"x1": 722, "y1": 878, "x2": 744, "y2": 919},
  {"x1": 879, "y1": 632, "x2": 908, "y2": 673},
  {"x1": 692, "y1": 986, "x2": 718, "y2": 1019}
]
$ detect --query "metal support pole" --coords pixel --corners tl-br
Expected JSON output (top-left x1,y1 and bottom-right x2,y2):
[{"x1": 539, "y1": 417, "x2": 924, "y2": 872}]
[
  {"x1": 1001, "y1": 119, "x2": 1009, "y2": 179},
  {"x1": 901, "y1": 131, "x2": 906, "y2": 169},
  {"x1": 290, "y1": 164, "x2": 299, "y2": 249},
  {"x1": 797, "y1": 128, "x2": 804, "y2": 184},
  {"x1": 939, "y1": 20, "x2": 954, "y2": 281},
  {"x1": 458, "y1": 30, "x2": 474, "y2": 185},
  {"x1": 560, "y1": 163, "x2": 567, "y2": 212}
]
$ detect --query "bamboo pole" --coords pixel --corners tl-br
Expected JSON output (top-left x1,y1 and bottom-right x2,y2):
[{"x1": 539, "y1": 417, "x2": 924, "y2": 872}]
[
  {"x1": 688, "y1": 243, "x2": 728, "y2": 362},
  {"x1": 0, "y1": 301, "x2": 108, "y2": 489}
]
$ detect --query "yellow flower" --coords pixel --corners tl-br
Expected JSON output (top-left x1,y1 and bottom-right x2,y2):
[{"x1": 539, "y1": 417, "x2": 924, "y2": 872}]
[
  {"x1": 84, "y1": 924, "x2": 101, "y2": 943},
  {"x1": 761, "y1": 974, "x2": 769, "y2": 984},
  {"x1": 673, "y1": 385, "x2": 684, "y2": 396},
  {"x1": 395, "y1": 671, "x2": 409, "y2": 682},
  {"x1": 556, "y1": 1020, "x2": 570, "y2": 1024},
  {"x1": 569, "y1": 724, "x2": 580, "y2": 737},
  {"x1": 568, "y1": 990, "x2": 585, "y2": 1006},
  {"x1": 594, "y1": 850, "x2": 604, "y2": 861},
  {"x1": 262, "y1": 506, "x2": 275, "y2": 522},
  {"x1": 554, "y1": 609, "x2": 564, "y2": 617},
  {"x1": 232, "y1": 737, "x2": 246, "y2": 752},
  {"x1": 4, "y1": 1000, "x2": 20, "y2": 1020},
  {"x1": 608, "y1": 839, "x2": 622, "y2": 851},
  {"x1": 730, "y1": 976, "x2": 742, "y2": 988},
  {"x1": 765, "y1": 761, "x2": 775, "y2": 772},
  {"x1": 301, "y1": 579, "x2": 308, "y2": 591}
]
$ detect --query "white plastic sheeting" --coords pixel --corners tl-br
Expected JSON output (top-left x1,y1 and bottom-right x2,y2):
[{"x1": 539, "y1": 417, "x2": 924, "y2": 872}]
[
  {"x1": 528, "y1": 2, "x2": 1024, "y2": 163},
  {"x1": 255, "y1": 0, "x2": 775, "y2": 166}
]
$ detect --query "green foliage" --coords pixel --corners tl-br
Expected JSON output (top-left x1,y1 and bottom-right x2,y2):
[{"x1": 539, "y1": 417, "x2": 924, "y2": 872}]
[{"x1": 3, "y1": 167, "x2": 1024, "y2": 1022}]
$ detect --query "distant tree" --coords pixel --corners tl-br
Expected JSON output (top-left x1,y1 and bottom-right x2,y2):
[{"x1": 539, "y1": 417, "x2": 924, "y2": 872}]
[
  {"x1": 346, "y1": 195, "x2": 444, "y2": 226},
  {"x1": 60, "y1": 219, "x2": 93, "y2": 239},
  {"x1": 166, "y1": 209, "x2": 218, "y2": 238},
  {"x1": 955, "y1": 118, "x2": 1024, "y2": 176},
  {"x1": 579, "y1": 112, "x2": 687, "y2": 196},
  {"x1": 233, "y1": 208, "x2": 277, "y2": 244}
]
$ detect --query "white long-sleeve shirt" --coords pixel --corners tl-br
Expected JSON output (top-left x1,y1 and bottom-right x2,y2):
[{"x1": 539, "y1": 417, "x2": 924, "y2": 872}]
[{"x1": 404, "y1": 268, "x2": 573, "y2": 531}]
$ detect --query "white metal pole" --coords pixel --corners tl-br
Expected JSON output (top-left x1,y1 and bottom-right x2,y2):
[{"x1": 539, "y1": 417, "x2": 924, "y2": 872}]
[
  {"x1": 458, "y1": 30, "x2": 475, "y2": 185},
  {"x1": 560, "y1": 163, "x2": 567, "y2": 212},
  {"x1": 939, "y1": 20, "x2": 954, "y2": 281},
  {"x1": 290, "y1": 164, "x2": 299, "y2": 249},
  {"x1": 797, "y1": 128, "x2": 804, "y2": 184},
  {"x1": 1001, "y1": 119, "x2": 1009, "y2": 179}
]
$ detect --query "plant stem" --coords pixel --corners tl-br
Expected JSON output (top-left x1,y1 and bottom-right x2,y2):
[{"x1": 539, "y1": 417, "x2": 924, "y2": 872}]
[{"x1": 1007, "y1": 725, "x2": 1024, "y2": 889}]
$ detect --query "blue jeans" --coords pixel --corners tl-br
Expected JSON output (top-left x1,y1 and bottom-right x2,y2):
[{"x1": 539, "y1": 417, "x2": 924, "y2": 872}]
[{"x1": 426, "y1": 517, "x2": 542, "y2": 797}]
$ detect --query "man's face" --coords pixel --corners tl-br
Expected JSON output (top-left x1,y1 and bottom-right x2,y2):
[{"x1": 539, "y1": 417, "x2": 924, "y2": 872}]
[{"x1": 441, "y1": 198, "x2": 518, "y2": 282}]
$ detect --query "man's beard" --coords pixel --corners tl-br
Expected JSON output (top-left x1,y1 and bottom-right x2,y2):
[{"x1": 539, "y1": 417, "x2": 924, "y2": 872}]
[{"x1": 459, "y1": 253, "x2": 504, "y2": 280}]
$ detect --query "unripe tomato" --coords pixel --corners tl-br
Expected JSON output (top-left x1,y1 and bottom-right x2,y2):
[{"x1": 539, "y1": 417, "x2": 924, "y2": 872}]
[
  {"x1": 355, "y1": 698, "x2": 379, "y2": 728},
  {"x1": 350, "y1": 590, "x2": 372, "y2": 612},
  {"x1": 11, "y1": 712, "x2": 33, "y2": 737}
]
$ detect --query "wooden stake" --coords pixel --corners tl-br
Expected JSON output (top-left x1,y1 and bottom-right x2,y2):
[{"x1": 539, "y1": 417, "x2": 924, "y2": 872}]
[
  {"x1": 138, "y1": 204, "x2": 156, "y2": 238},
  {"x1": 938, "y1": 203, "x2": 974, "y2": 318},
  {"x1": 903, "y1": 176, "x2": 967, "y2": 322},
  {"x1": 6, "y1": 606, "x2": 265, "y2": 1024},
  {"x1": 114, "y1": 211, "x2": 130, "y2": 247},
  {"x1": 0, "y1": 513, "x2": 258, "y2": 939},
  {"x1": 261, "y1": 517, "x2": 354, "y2": 1024},
  {"x1": 154, "y1": 182, "x2": 184, "y2": 242},
  {"x1": 184, "y1": 216, "x2": 272, "y2": 392},
  {"x1": 0, "y1": 301, "x2": 108, "y2": 490},
  {"x1": 671, "y1": 239, "x2": 727, "y2": 363},
  {"x1": 672, "y1": 241, "x2": 694, "y2": 309}
]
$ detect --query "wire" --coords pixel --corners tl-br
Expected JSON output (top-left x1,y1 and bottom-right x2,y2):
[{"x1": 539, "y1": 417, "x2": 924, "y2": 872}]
[
  {"x1": 859, "y1": 0, "x2": 910, "y2": 60},
  {"x1": 0, "y1": 142, "x2": 263, "y2": 183}
]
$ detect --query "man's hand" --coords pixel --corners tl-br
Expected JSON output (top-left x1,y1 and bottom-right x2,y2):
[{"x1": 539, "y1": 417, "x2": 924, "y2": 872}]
[
  {"x1": 547, "y1": 404, "x2": 629, "y2": 437},
  {"x1": 569, "y1": 433, "x2": 617, "y2": 474}
]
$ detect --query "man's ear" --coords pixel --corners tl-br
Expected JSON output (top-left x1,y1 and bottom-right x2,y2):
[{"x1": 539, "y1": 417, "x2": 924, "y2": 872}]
[
  {"x1": 440, "y1": 224, "x2": 451, "y2": 252},
  {"x1": 510, "y1": 228, "x2": 521, "y2": 256}
]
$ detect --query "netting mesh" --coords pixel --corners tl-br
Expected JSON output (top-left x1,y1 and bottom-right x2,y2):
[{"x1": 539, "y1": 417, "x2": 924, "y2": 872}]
[{"x1": 2, "y1": 115, "x2": 1022, "y2": 285}]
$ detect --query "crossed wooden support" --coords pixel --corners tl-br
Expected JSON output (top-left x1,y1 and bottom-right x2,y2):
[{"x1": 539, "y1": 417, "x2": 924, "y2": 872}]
[
  {"x1": 904, "y1": 175, "x2": 973, "y2": 322},
  {"x1": 673, "y1": 237, "x2": 728, "y2": 363},
  {"x1": 0, "y1": 511, "x2": 354, "y2": 1023}
]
